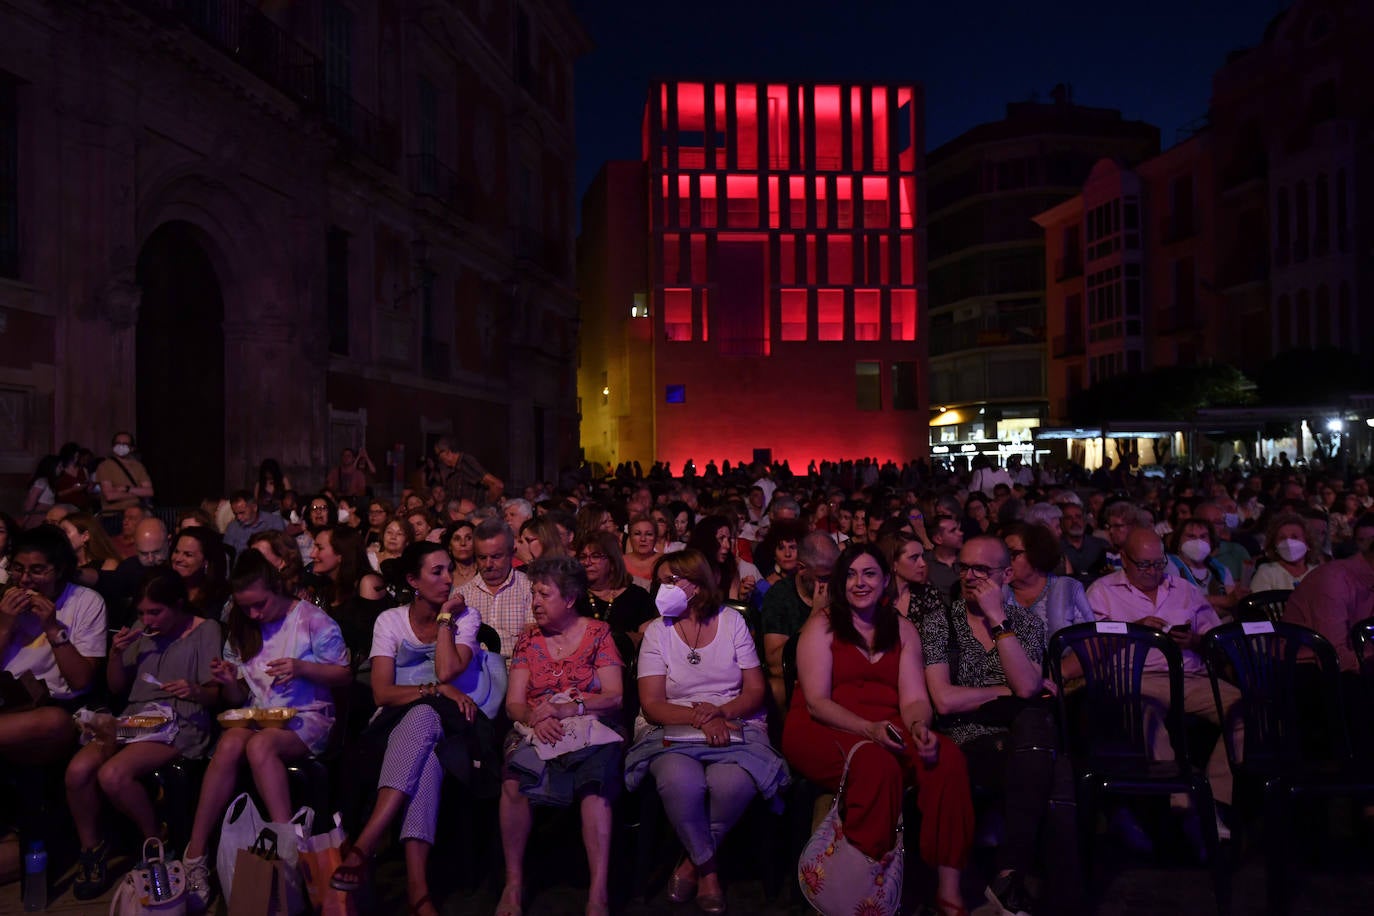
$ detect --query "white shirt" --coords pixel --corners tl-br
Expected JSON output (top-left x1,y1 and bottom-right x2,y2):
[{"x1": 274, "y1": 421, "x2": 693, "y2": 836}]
[
  {"x1": 369, "y1": 605, "x2": 480, "y2": 686},
  {"x1": 635, "y1": 607, "x2": 764, "y2": 728},
  {"x1": 2, "y1": 583, "x2": 107, "y2": 699}
]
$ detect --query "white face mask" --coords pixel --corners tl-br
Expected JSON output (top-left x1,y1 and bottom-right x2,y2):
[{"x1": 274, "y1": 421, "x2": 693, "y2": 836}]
[
  {"x1": 1180, "y1": 539, "x2": 1211, "y2": 563},
  {"x1": 1277, "y1": 538, "x2": 1308, "y2": 563},
  {"x1": 654, "y1": 582, "x2": 689, "y2": 619},
  {"x1": 112, "y1": 444, "x2": 131, "y2": 458}
]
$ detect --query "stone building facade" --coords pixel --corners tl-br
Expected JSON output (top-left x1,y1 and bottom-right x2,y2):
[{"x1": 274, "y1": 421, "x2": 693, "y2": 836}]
[{"x1": 0, "y1": 0, "x2": 585, "y2": 506}]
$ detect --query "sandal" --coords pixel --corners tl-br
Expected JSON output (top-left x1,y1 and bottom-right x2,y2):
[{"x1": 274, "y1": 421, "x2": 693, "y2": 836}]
[
  {"x1": 935, "y1": 898, "x2": 970, "y2": 916},
  {"x1": 329, "y1": 841, "x2": 373, "y2": 892},
  {"x1": 409, "y1": 893, "x2": 439, "y2": 916},
  {"x1": 73, "y1": 840, "x2": 112, "y2": 901}
]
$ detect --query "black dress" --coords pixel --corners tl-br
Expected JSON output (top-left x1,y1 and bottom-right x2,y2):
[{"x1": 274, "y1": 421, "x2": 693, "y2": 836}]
[{"x1": 577, "y1": 584, "x2": 656, "y2": 636}]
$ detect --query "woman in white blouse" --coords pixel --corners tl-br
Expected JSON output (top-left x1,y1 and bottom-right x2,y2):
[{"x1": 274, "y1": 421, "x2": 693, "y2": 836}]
[{"x1": 624, "y1": 549, "x2": 788, "y2": 915}]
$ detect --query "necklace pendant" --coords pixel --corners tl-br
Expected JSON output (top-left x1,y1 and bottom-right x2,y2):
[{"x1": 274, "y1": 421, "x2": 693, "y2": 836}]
[{"x1": 686, "y1": 648, "x2": 702, "y2": 665}]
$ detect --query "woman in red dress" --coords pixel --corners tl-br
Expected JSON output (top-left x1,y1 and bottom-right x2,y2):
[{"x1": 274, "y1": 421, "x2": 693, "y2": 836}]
[{"x1": 783, "y1": 543, "x2": 974, "y2": 916}]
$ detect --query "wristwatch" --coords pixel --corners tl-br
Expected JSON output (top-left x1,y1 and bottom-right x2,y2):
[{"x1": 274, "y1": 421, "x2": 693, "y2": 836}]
[
  {"x1": 49, "y1": 627, "x2": 72, "y2": 647},
  {"x1": 436, "y1": 613, "x2": 453, "y2": 628},
  {"x1": 987, "y1": 621, "x2": 1013, "y2": 640}
]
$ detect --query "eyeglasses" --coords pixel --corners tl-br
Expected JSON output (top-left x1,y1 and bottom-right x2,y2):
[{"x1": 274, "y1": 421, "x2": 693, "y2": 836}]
[
  {"x1": 1126, "y1": 556, "x2": 1170, "y2": 572},
  {"x1": 955, "y1": 562, "x2": 1005, "y2": 579},
  {"x1": 659, "y1": 574, "x2": 685, "y2": 585},
  {"x1": 577, "y1": 553, "x2": 607, "y2": 564},
  {"x1": 11, "y1": 563, "x2": 54, "y2": 578}
]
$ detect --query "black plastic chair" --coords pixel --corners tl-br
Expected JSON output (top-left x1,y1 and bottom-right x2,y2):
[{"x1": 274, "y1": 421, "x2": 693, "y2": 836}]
[
  {"x1": 780, "y1": 632, "x2": 801, "y2": 709},
  {"x1": 1203, "y1": 620, "x2": 1373, "y2": 914},
  {"x1": 1047, "y1": 621, "x2": 1229, "y2": 914},
  {"x1": 1353, "y1": 616, "x2": 1374, "y2": 680},
  {"x1": 1234, "y1": 590, "x2": 1291, "y2": 625},
  {"x1": 477, "y1": 623, "x2": 502, "y2": 655}
]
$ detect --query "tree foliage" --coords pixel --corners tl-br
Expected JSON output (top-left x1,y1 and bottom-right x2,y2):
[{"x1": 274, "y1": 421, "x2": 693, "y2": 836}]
[
  {"x1": 1068, "y1": 364, "x2": 1255, "y2": 425},
  {"x1": 1254, "y1": 347, "x2": 1372, "y2": 405}
]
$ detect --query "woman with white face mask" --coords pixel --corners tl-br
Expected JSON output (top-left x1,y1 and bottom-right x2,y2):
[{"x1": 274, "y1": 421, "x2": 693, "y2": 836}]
[
  {"x1": 1167, "y1": 519, "x2": 1242, "y2": 617},
  {"x1": 1250, "y1": 513, "x2": 1320, "y2": 592}
]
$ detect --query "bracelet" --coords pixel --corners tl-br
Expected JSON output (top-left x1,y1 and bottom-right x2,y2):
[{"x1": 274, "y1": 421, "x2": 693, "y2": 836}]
[{"x1": 994, "y1": 629, "x2": 1017, "y2": 641}]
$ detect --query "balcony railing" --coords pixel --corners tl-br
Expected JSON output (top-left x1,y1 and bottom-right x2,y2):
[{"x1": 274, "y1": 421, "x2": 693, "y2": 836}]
[
  {"x1": 410, "y1": 155, "x2": 474, "y2": 217},
  {"x1": 1052, "y1": 332, "x2": 1085, "y2": 358},
  {"x1": 929, "y1": 306, "x2": 1046, "y2": 356},
  {"x1": 324, "y1": 87, "x2": 400, "y2": 170},
  {"x1": 130, "y1": 0, "x2": 322, "y2": 105}
]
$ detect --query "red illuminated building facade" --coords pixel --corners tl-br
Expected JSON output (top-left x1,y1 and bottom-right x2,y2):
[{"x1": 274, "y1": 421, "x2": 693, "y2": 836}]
[{"x1": 579, "y1": 80, "x2": 927, "y2": 471}]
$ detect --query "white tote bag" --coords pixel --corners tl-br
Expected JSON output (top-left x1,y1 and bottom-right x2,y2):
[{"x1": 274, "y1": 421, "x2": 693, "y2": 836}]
[{"x1": 217, "y1": 793, "x2": 313, "y2": 912}]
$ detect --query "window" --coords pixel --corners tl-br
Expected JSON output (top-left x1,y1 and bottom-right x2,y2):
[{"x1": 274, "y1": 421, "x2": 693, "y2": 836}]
[
  {"x1": 856, "y1": 361, "x2": 881, "y2": 410},
  {"x1": 725, "y1": 175, "x2": 758, "y2": 228},
  {"x1": 0, "y1": 73, "x2": 16, "y2": 279},
  {"x1": 664, "y1": 288, "x2": 692, "y2": 341},
  {"x1": 890, "y1": 289, "x2": 916, "y2": 341},
  {"x1": 323, "y1": 1, "x2": 353, "y2": 131},
  {"x1": 1275, "y1": 188, "x2": 1290, "y2": 266},
  {"x1": 326, "y1": 228, "x2": 350, "y2": 354},
  {"x1": 665, "y1": 385, "x2": 685, "y2": 404},
  {"x1": 780, "y1": 289, "x2": 807, "y2": 341},
  {"x1": 1295, "y1": 181, "x2": 1310, "y2": 263},
  {"x1": 891, "y1": 362, "x2": 918, "y2": 410},
  {"x1": 1314, "y1": 173, "x2": 1330, "y2": 256},
  {"x1": 1336, "y1": 170, "x2": 1348, "y2": 252},
  {"x1": 854, "y1": 289, "x2": 880, "y2": 341},
  {"x1": 630, "y1": 292, "x2": 649, "y2": 318},
  {"x1": 662, "y1": 234, "x2": 681, "y2": 284},
  {"x1": 827, "y1": 235, "x2": 852, "y2": 285},
  {"x1": 818, "y1": 289, "x2": 844, "y2": 341}
]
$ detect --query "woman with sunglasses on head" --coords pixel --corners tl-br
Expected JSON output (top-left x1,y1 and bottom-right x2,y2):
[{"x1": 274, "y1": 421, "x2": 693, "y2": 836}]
[{"x1": 179, "y1": 551, "x2": 352, "y2": 911}]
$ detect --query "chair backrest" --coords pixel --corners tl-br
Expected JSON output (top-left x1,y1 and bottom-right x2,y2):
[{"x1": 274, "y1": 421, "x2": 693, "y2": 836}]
[
  {"x1": 477, "y1": 623, "x2": 502, "y2": 655},
  {"x1": 1353, "y1": 617, "x2": 1374, "y2": 680},
  {"x1": 1202, "y1": 620, "x2": 1350, "y2": 769},
  {"x1": 1235, "y1": 589, "x2": 1291, "y2": 625},
  {"x1": 610, "y1": 628, "x2": 639, "y2": 722},
  {"x1": 1048, "y1": 621, "x2": 1190, "y2": 765}
]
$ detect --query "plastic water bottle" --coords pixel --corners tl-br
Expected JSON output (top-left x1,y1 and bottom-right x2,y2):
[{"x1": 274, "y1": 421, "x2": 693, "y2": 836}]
[{"x1": 23, "y1": 841, "x2": 47, "y2": 911}]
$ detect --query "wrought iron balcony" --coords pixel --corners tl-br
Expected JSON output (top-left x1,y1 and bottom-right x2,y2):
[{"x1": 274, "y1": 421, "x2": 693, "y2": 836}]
[
  {"x1": 410, "y1": 155, "x2": 474, "y2": 217},
  {"x1": 324, "y1": 87, "x2": 400, "y2": 170}
]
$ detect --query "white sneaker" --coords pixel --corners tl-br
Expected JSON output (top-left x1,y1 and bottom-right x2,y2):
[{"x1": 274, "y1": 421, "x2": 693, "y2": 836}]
[{"x1": 184, "y1": 854, "x2": 213, "y2": 913}]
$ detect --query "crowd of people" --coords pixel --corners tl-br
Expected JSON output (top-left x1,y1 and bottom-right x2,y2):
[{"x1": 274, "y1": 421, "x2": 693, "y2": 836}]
[{"x1": 2, "y1": 438, "x2": 1373, "y2": 916}]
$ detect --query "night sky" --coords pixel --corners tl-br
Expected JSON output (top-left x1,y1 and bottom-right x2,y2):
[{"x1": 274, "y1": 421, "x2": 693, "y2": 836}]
[{"x1": 569, "y1": 0, "x2": 1288, "y2": 202}]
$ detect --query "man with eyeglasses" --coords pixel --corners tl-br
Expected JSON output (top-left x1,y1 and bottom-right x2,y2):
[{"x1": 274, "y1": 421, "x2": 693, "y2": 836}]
[
  {"x1": 1086, "y1": 528, "x2": 1240, "y2": 836},
  {"x1": 1100, "y1": 500, "x2": 1151, "y2": 572}
]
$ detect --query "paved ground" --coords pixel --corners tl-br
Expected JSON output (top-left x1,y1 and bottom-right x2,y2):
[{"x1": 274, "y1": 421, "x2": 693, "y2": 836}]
[{"x1": 7, "y1": 807, "x2": 1372, "y2": 914}]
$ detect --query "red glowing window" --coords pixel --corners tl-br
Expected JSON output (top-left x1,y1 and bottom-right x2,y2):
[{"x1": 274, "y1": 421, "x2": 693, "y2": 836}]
[
  {"x1": 677, "y1": 82, "x2": 707, "y2": 169},
  {"x1": 781, "y1": 289, "x2": 808, "y2": 341},
  {"x1": 814, "y1": 85, "x2": 842, "y2": 170},
  {"x1": 891, "y1": 289, "x2": 916, "y2": 341},
  {"x1": 855, "y1": 289, "x2": 881, "y2": 341},
  {"x1": 898, "y1": 176, "x2": 915, "y2": 228},
  {"x1": 735, "y1": 85, "x2": 758, "y2": 170},
  {"x1": 700, "y1": 175, "x2": 717, "y2": 228},
  {"x1": 767, "y1": 85, "x2": 790, "y2": 168},
  {"x1": 664, "y1": 288, "x2": 692, "y2": 341},
  {"x1": 768, "y1": 176, "x2": 780, "y2": 229},
  {"x1": 806, "y1": 234, "x2": 818, "y2": 285},
  {"x1": 897, "y1": 88, "x2": 915, "y2": 169},
  {"x1": 690, "y1": 234, "x2": 708, "y2": 285},
  {"x1": 836, "y1": 176, "x2": 852, "y2": 229},
  {"x1": 662, "y1": 233, "x2": 681, "y2": 284},
  {"x1": 678, "y1": 175, "x2": 692, "y2": 227},
  {"x1": 899, "y1": 235, "x2": 915, "y2": 285},
  {"x1": 714, "y1": 85, "x2": 728, "y2": 168},
  {"x1": 788, "y1": 176, "x2": 806, "y2": 227},
  {"x1": 871, "y1": 87, "x2": 889, "y2": 170},
  {"x1": 879, "y1": 236, "x2": 891, "y2": 284},
  {"x1": 850, "y1": 86, "x2": 864, "y2": 170},
  {"x1": 863, "y1": 177, "x2": 889, "y2": 227},
  {"x1": 814, "y1": 177, "x2": 828, "y2": 229},
  {"x1": 818, "y1": 288, "x2": 844, "y2": 341},
  {"x1": 796, "y1": 88, "x2": 807, "y2": 169},
  {"x1": 779, "y1": 236, "x2": 796, "y2": 285},
  {"x1": 726, "y1": 175, "x2": 758, "y2": 228},
  {"x1": 828, "y1": 235, "x2": 853, "y2": 285}
]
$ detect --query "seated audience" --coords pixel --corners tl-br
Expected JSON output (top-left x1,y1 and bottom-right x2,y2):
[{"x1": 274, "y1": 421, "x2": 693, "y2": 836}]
[{"x1": 575, "y1": 531, "x2": 655, "y2": 644}]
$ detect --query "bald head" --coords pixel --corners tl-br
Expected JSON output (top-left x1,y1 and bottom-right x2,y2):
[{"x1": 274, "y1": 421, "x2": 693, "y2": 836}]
[
  {"x1": 1122, "y1": 528, "x2": 1167, "y2": 595},
  {"x1": 134, "y1": 518, "x2": 170, "y2": 566}
]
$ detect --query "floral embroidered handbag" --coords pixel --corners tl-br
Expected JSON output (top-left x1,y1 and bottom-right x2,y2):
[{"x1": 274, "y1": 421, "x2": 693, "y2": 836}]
[{"x1": 798, "y1": 740, "x2": 904, "y2": 916}]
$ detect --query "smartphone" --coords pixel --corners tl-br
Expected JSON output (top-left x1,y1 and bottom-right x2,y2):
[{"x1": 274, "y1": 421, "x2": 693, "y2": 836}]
[
  {"x1": 1169, "y1": 623, "x2": 1192, "y2": 634},
  {"x1": 884, "y1": 723, "x2": 906, "y2": 747}
]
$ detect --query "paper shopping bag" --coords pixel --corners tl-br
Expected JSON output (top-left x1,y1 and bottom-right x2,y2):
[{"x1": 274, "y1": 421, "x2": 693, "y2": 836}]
[{"x1": 228, "y1": 830, "x2": 293, "y2": 916}]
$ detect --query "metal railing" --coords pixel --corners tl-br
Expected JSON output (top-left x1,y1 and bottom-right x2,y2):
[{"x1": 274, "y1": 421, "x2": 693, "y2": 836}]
[
  {"x1": 410, "y1": 154, "x2": 474, "y2": 217},
  {"x1": 324, "y1": 87, "x2": 400, "y2": 170}
]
